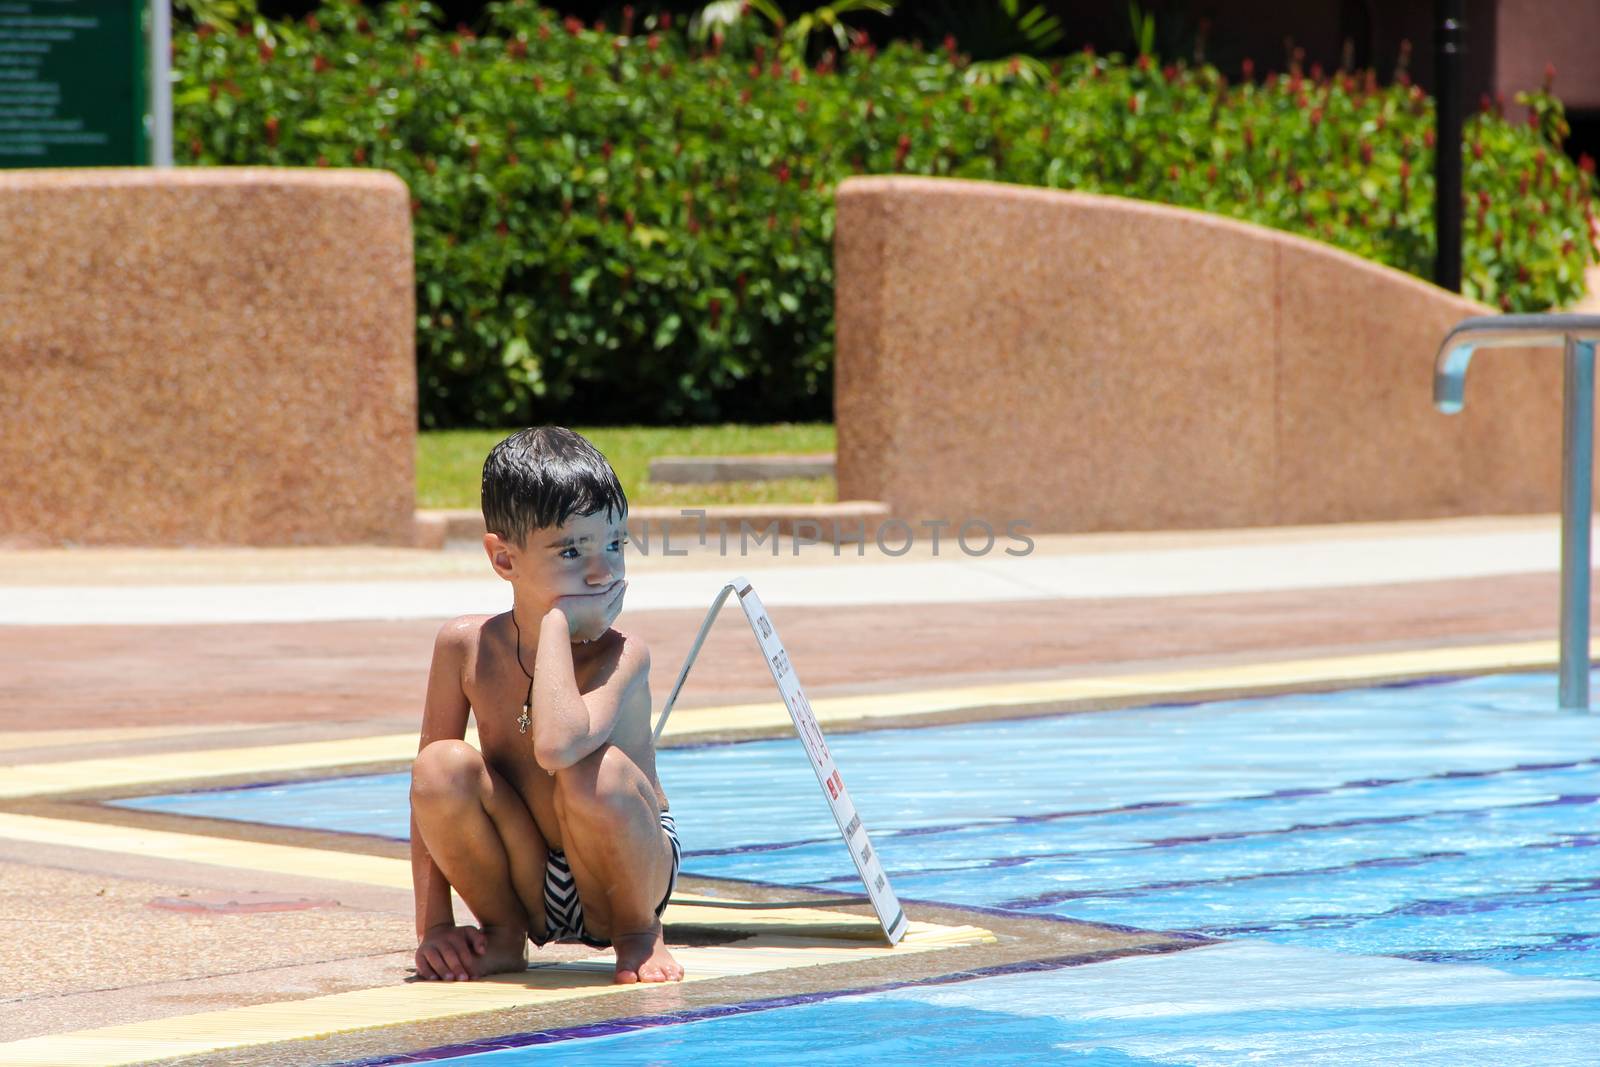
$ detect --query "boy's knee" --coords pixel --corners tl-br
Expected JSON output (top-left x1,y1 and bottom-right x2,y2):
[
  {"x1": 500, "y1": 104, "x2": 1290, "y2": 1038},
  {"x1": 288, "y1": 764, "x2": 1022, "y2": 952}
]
[
  {"x1": 557, "y1": 744, "x2": 645, "y2": 818},
  {"x1": 411, "y1": 739, "x2": 485, "y2": 804}
]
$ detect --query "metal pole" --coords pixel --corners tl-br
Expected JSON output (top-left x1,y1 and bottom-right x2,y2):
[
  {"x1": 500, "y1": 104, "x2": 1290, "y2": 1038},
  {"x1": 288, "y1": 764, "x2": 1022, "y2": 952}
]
[
  {"x1": 149, "y1": 0, "x2": 173, "y2": 166},
  {"x1": 1433, "y1": 0, "x2": 1463, "y2": 291},
  {"x1": 653, "y1": 582, "x2": 738, "y2": 742},
  {"x1": 1559, "y1": 337, "x2": 1595, "y2": 709}
]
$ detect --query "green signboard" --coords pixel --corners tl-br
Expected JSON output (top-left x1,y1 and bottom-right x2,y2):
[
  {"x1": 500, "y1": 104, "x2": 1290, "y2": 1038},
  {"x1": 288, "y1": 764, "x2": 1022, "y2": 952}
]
[{"x1": 0, "y1": 0, "x2": 150, "y2": 167}]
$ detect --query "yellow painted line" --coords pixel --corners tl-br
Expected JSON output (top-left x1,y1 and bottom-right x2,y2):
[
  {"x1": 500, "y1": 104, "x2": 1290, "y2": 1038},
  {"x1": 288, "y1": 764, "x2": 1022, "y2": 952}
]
[
  {"x1": 666, "y1": 640, "x2": 1565, "y2": 732},
  {"x1": 0, "y1": 724, "x2": 264, "y2": 753},
  {"x1": 0, "y1": 812, "x2": 413, "y2": 886},
  {"x1": 0, "y1": 641, "x2": 1563, "y2": 800},
  {"x1": 0, "y1": 923, "x2": 993, "y2": 1066},
  {"x1": 0, "y1": 727, "x2": 478, "y2": 800},
  {"x1": 0, "y1": 812, "x2": 896, "y2": 938}
]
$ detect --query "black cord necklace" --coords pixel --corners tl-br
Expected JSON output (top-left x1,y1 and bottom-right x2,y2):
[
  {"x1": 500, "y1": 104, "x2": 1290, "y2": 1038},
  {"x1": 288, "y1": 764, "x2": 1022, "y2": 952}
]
[{"x1": 511, "y1": 610, "x2": 533, "y2": 735}]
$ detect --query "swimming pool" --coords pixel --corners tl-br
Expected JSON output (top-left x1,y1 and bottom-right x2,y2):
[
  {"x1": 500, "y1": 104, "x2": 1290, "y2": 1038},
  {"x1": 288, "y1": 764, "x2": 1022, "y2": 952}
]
[{"x1": 115, "y1": 672, "x2": 1600, "y2": 1063}]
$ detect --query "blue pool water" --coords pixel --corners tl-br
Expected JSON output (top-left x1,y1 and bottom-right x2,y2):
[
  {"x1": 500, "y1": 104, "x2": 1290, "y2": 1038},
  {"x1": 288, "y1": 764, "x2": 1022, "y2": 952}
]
[{"x1": 116, "y1": 672, "x2": 1600, "y2": 1063}]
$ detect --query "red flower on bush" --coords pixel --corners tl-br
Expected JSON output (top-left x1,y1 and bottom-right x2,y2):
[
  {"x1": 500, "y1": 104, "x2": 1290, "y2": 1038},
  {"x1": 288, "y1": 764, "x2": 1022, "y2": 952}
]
[
  {"x1": 313, "y1": 54, "x2": 330, "y2": 73},
  {"x1": 264, "y1": 115, "x2": 279, "y2": 145},
  {"x1": 1241, "y1": 58, "x2": 1254, "y2": 80},
  {"x1": 894, "y1": 134, "x2": 910, "y2": 169},
  {"x1": 258, "y1": 40, "x2": 274, "y2": 62},
  {"x1": 564, "y1": 16, "x2": 582, "y2": 36},
  {"x1": 354, "y1": 146, "x2": 367, "y2": 164},
  {"x1": 1580, "y1": 153, "x2": 1596, "y2": 175},
  {"x1": 601, "y1": 141, "x2": 613, "y2": 161},
  {"x1": 305, "y1": 14, "x2": 319, "y2": 31}
]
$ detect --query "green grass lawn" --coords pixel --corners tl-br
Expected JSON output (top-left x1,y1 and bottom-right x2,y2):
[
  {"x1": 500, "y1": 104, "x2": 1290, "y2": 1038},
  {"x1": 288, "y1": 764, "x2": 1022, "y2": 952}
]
[{"x1": 417, "y1": 423, "x2": 837, "y2": 509}]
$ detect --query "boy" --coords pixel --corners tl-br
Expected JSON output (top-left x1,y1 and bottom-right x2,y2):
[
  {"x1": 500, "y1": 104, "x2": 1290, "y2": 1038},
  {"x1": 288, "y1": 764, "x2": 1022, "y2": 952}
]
[{"x1": 409, "y1": 426, "x2": 683, "y2": 985}]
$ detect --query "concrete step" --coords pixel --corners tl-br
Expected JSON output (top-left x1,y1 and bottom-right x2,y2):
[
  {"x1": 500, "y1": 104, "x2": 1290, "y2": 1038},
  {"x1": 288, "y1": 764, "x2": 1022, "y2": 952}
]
[
  {"x1": 647, "y1": 453, "x2": 835, "y2": 484},
  {"x1": 415, "y1": 500, "x2": 889, "y2": 550}
]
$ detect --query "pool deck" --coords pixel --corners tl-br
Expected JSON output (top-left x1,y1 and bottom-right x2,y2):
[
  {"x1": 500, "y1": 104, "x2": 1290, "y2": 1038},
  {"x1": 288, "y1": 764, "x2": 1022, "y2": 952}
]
[{"x1": 0, "y1": 513, "x2": 1588, "y2": 1065}]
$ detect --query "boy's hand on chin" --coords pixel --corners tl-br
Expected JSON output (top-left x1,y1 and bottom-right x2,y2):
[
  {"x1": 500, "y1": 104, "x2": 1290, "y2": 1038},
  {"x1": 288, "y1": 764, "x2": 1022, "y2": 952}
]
[{"x1": 552, "y1": 580, "x2": 627, "y2": 643}]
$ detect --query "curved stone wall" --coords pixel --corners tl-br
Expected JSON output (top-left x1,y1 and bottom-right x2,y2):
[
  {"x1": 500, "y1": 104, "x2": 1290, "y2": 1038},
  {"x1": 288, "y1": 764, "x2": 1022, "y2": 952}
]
[
  {"x1": 834, "y1": 175, "x2": 1562, "y2": 534},
  {"x1": 0, "y1": 168, "x2": 416, "y2": 546}
]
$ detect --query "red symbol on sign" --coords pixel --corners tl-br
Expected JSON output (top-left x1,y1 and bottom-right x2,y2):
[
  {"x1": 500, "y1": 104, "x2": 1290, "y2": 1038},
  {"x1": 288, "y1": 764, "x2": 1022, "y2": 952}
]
[{"x1": 826, "y1": 776, "x2": 838, "y2": 798}]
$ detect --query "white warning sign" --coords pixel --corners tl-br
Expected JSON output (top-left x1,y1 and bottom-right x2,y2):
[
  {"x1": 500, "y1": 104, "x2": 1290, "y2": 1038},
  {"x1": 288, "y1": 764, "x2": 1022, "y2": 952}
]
[{"x1": 733, "y1": 580, "x2": 908, "y2": 945}]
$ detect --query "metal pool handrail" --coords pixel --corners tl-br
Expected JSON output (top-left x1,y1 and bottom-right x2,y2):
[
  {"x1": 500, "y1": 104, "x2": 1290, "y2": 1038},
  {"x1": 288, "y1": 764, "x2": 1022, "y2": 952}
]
[{"x1": 1434, "y1": 313, "x2": 1600, "y2": 710}]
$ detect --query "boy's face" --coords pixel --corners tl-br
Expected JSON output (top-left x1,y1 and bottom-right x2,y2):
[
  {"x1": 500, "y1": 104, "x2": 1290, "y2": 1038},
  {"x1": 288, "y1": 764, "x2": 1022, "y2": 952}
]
[{"x1": 485, "y1": 507, "x2": 628, "y2": 621}]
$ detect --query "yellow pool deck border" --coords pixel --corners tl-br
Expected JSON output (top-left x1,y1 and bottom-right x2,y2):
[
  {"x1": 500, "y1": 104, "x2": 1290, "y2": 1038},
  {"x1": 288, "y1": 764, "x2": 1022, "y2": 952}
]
[
  {"x1": 0, "y1": 808, "x2": 1012, "y2": 1064},
  {"x1": 0, "y1": 637, "x2": 1571, "y2": 802},
  {"x1": 0, "y1": 926, "x2": 996, "y2": 1067}
]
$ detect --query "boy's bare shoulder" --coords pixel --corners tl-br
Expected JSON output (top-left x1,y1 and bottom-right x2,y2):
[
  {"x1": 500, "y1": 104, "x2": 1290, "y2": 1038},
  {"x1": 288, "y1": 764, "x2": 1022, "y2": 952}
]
[
  {"x1": 433, "y1": 614, "x2": 497, "y2": 671},
  {"x1": 434, "y1": 615, "x2": 499, "y2": 694},
  {"x1": 435, "y1": 613, "x2": 494, "y2": 649}
]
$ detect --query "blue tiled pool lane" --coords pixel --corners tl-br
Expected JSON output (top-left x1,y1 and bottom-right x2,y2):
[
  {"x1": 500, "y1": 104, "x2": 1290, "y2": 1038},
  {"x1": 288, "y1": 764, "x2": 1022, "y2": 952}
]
[{"x1": 116, "y1": 672, "x2": 1600, "y2": 983}]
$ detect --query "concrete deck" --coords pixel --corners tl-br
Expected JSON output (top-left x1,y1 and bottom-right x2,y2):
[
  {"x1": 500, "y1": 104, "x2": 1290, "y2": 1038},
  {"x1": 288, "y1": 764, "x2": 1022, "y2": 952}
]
[{"x1": 0, "y1": 514, "x2": 1585, "y2": 1065}]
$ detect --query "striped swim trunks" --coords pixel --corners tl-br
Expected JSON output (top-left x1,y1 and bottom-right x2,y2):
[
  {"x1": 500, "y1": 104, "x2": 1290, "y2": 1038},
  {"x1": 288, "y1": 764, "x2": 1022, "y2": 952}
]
[{"x1": 533, "y1": 810, "x2": 680, "y2": 950}]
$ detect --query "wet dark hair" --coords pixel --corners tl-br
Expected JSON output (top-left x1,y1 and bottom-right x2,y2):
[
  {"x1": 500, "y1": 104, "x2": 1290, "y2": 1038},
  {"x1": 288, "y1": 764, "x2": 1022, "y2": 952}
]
[{"x1": 481, "y1": 427, "x2": 628, "y2": 546}]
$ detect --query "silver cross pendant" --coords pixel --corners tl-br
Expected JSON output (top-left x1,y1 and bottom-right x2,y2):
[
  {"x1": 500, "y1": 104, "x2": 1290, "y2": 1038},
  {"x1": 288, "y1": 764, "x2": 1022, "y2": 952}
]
[{"x1": 517, "y1": 701, "x2": 531, "y2": 734}]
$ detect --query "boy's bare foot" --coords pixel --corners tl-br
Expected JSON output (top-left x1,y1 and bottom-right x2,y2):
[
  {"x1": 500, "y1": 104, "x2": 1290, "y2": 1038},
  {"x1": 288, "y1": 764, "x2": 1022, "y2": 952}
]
[
  {"x1": 469, "y1": 924, "x2": 530, "y2": 978},
  {"x1": 612, "y1": 926, "x2": 683, "y2": 984}
]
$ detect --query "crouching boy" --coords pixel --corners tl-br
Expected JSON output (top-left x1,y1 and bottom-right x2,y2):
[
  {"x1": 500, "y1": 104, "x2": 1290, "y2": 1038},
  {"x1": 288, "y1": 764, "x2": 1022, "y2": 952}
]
[{"x1": 409, "y1": 426, "x2": 683, "y2": 984}]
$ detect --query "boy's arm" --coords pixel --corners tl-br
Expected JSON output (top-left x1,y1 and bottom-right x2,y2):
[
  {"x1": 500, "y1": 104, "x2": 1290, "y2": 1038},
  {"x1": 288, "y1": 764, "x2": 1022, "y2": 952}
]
[
  {"x1": 530, "y1": 611, "x2": 649, "y2": 772},
  {"x1": 413, "y1": 619, "x2": 473, "y2": 940}
]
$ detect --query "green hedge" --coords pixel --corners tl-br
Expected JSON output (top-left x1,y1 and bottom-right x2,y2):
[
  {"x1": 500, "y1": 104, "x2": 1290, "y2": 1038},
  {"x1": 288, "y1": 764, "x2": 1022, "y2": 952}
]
[{"x1": 176, "y1": 1, "x2": 1600, "y2": 428}]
